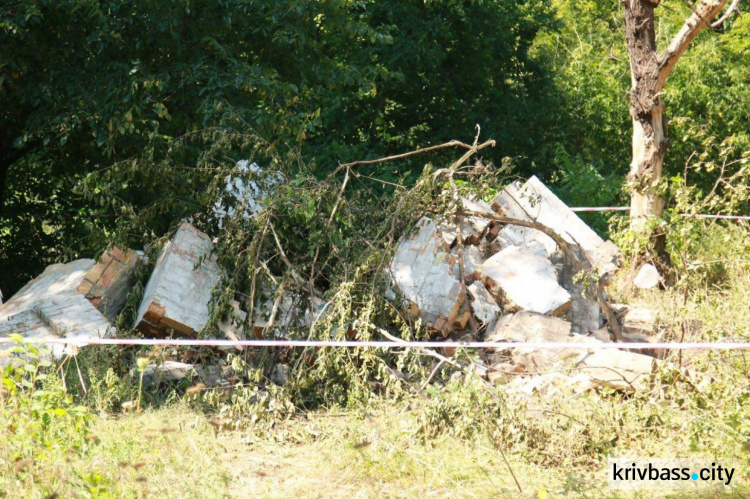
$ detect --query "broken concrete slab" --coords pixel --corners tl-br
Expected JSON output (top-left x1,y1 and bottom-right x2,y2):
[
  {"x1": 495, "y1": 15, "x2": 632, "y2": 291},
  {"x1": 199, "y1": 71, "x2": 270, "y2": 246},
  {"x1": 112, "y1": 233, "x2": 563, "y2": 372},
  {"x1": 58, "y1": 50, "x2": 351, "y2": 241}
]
[
  {"x1": 77, "y1": 247, "x2": 142, "y2": 319},
  {"x1": 451, "y1": 243, "x2": 485, "y2": 282},
  {"x1": 573, "y1": 349, "x2": 656, "y2": 391},
  {"x1": 487, "y1": 311, "x2": 658, "y2": 392},
  {"x1": 389, "y1": 217, "x2": 467, "y2": 334},
  {"x1": 558, "y1": 254, "x2": 601, "y2": 334},
  {"x1": 490, "y1": 176, "x2": 621, "y2": 277},
  {"x1": 0, "y1": 295, "x2": 112, "y2": 360},
  {"x1": 0, "y1": 259, "x2": 117, "y2": 360},
  {"x1": 487, "y1": 311, "x2": 593, "y2": 370},
  {"x1": 0, "y1": 259, "x2": 95, "y2": 322},
  {"x1": 218, "y1": 299, "x2": 248, "y2": 341},
  {"x1": 135, "y1": 222, "x2": 222, "y2": 337},
  {"x1": 477, "y1": 246, "x2": 571, "y2": 316},
  {"x1": 467, "y1": 281, "x2": 503, "y2": 325},
  {"x1": 249, "y1": 287, "x2": 327, "y2": 339},
  {"x1": 136, "y1": 361, "x2": 196, "y2": 386},
  {"x1": 493, "y1": 225, "x2": 551, "y2": 256},
  {"x1": 438, "y1": 197, "x2": 495, "y2": 246},
  {"x1": 213, "y1": 160, "x2": 284, "y2": 227},
  {"x1": 612, "y1": 304, "x2": 657, "y2": 336}
]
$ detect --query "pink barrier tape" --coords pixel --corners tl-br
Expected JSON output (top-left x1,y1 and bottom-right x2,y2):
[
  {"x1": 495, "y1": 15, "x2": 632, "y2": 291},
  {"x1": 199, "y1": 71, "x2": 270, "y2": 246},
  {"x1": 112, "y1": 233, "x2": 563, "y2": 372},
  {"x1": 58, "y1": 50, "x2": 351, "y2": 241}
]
[
  {"x1": 571, "y1": 207, "x2": 631, "y2": 212},
  {"x1": 680, "y1": 214, "x2": 750, "y2": 221},
  {"x1": 571, "y1": 207, "x2": 750, "y2": 220},
  {"x1": 1, "y1": 337, "x2": 749, "y2": 350}
]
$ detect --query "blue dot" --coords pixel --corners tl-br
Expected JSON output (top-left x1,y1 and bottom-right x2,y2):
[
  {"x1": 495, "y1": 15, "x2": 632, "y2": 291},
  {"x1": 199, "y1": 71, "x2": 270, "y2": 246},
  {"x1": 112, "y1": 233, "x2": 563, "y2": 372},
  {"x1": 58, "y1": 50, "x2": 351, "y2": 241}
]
[{"x1": 692, "y1": 473, "x2": 698, "y2": 480}]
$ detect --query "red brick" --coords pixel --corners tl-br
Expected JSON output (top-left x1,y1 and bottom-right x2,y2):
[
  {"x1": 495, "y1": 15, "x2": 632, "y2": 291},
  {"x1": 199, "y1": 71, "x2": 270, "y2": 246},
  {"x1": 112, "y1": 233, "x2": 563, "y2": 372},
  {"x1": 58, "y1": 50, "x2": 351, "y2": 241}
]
[
  {"x1": 144, "y1": 302, "x2": 165, "y2": 323},
  {"x1": 99, "y1": 261, "x2": 125, "y2": 288},
  {"x1": 107, "y1": 246, "x2": 126, "y2": 262},
  {"x1": 76, "y1": 279, "x2": 94, "y2": 296},
  {"x1": 84, "y1": 262, "x2": 110, "y2": 284}
]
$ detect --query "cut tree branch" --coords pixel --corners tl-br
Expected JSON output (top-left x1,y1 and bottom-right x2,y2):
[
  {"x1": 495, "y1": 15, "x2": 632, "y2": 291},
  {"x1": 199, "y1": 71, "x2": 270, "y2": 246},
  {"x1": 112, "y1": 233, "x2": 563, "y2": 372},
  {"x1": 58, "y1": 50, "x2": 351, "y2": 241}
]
[
  {"x1": 657, "y1": 0, "x2": 730, "y2": 88},
  {"x1": 711, "y1": 0, "x2": 741, "y2": 28},
  {"x1": 331, "y1": 138, "x2": 494, "y2": 177}
]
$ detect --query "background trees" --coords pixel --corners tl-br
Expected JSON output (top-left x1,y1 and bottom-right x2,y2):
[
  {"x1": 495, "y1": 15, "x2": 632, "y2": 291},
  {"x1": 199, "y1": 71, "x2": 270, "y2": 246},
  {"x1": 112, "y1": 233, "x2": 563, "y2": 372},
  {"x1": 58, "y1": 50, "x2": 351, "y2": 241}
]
[{"x1": 1, "y1": 0, "x2": 749, "y2": 296}]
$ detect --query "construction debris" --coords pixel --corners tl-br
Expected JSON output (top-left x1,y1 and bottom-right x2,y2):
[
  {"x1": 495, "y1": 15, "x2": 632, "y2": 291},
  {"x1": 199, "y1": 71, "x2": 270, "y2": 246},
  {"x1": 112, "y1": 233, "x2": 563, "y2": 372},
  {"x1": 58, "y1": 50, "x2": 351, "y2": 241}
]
[
  {"x1": 0, "y1": 260, "x2": 114, "y2": 358},
  {"x1": 136, "y1": 361, "x2": 196, "y2": 386},
  {"x1": 77, "y1": 247, "x2": 143, "y2": 319},
  {"x1": 383, "y1": 175, "x2": 665, "y2": 393},
  {"x1": 634, "y1": 263, "x2": 661, "y2": 289},
  {"x1": 487, "y1": 311, "x2": 658, "y2": 392},
  {"x1": 2, "y1": 172, "x2": 662, "y2": 397},
  {"x1": 213, "y1": 160, "x2": 284, "y2": 227},
  {"x1": 477, "y1": 246, "x2": 571, "y2": 316},
  {"x1": 491, "y1": 176, "x2": 621, "y2": 277},
  {"x1": 389, "y1": 217, "x2": 467, "y2": 334},
  {"x1": 135, "y1": 222, "x2": 223, "y2": 337},
  {"x1": 612, "y1": 304, "x2": 658, "y2": 336},
  {"x1": 466, "y1": 281, "x2": 502, "y2": 325},
  {"x1": 438, "y1": 197, "x2": 494, "y2": 246}
]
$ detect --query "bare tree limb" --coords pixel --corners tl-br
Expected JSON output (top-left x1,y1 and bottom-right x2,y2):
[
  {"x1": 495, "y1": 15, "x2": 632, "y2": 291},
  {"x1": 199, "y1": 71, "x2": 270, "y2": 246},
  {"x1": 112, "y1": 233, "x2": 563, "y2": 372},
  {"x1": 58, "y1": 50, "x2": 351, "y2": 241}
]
[
  {"x1": 657, "y1": 0, "x2": 730, "y2": 88},
  {"x1": 711, "y1": 0, "x2": 741, "y2": 28},
  {"x1": 331, "y1": 140, "x2": 474, "y2": 177},
  {"x1": 331, "y1": 138, "x2": 495, "y2": 177}
]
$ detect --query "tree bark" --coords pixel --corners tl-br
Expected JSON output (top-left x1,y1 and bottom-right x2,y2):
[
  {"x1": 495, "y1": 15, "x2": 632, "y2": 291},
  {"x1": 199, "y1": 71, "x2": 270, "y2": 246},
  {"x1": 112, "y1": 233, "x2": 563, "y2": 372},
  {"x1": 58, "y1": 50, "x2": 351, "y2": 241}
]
[{"x1": 624, "y1": 0, "x2": 730, "y2": 230}]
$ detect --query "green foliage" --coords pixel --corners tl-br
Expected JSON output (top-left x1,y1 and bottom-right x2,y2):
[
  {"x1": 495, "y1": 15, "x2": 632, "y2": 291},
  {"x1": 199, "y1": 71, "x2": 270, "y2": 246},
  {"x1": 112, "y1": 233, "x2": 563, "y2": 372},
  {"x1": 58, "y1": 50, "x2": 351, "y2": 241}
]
[
  {"x1": 0, "y1": 0, "x2": 557, "y2": 296},
  {"x1": 0, "y1": 337, "x2": 94, "y2": 488}
]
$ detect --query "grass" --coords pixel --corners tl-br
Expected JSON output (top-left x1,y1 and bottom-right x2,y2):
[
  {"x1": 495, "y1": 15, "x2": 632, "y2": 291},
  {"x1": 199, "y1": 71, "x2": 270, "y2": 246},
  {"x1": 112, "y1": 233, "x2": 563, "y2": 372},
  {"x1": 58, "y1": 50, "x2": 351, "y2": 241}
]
[{"x1": 3, "y1": 397, "x2": 750, "y2": 498}]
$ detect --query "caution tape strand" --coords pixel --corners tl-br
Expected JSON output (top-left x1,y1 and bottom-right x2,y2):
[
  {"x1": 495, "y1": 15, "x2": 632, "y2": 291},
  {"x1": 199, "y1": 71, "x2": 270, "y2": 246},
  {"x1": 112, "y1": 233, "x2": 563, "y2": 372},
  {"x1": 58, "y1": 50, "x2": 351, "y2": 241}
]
[{"x1": 2, "y1": 337, "x2": 750, "y2": 350}]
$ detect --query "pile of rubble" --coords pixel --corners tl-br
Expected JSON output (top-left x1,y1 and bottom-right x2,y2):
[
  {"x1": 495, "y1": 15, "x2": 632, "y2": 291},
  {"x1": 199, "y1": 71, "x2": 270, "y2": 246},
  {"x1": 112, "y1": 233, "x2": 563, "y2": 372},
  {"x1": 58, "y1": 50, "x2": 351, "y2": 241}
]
[
  {"x1": 0, "y1": 174, "x2": 671, "y2": 395},
  {"x1": 387, "y1": 176, "x2": 668, "y2": 393}
]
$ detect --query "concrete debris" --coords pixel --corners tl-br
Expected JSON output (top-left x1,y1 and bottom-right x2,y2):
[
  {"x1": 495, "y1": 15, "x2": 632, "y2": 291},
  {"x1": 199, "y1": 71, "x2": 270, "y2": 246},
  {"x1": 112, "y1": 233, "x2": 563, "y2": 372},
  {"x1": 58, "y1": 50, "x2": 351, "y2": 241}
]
[
  {"x1": 0, "y1": 259, "x2": 114, "y2": 359},
  {"x1": 213, "y1": 160, "x2": 283, "y2": 227},
  {"x1": 451, "y1": 243, "x2": 485, "y2": 282},
  {"x1": 0, "y1": 295, "x2": 111, "y2": 360},
  {"x1": 389, "y1": 217, "x2": 466, "y2": 334},
  {"x1": 384, "y1": 174, "x2": 628, "y2": 361},
  {"x1": 136, "y1": 361, "x2": 196, "y2": 386},
  {"x1": 557, "y1": 253, "x2": 601, "y2": 334},
  {"x1": 135, "y1": 222, "x2": 222, "y2": 337},
  {"x1": 0, "y1": 259, "x2": 95, "y2": 321},
  {"x1": 466, "y1": 281, "x2": 502, "y2": 325},
  {"x1": 487, "y1": 312, "x2": 595, "y2": 371},
  {"x1": 438, "y1": 197, "x2": 494, "y2": 246},
  {"x1": 250, "y1": 287, "x2": 327, "y2": 339},
  {"x1": 218, "y1": 299, "x2": 248, "y2": 341},
  {"x1": 487, "y1": 311, "x2": 658, "y2": 392},
  {"x1": 491, "y1": 175, "x2": 621, "y2": 277},
  {"x1": 478, "y1": 246, "x2": 571, "y2": 316},
  {"x1": 634, "y1": 263, "x2": 660, "y2": 289},
  {"x1": 612, "y1": 304, "x2": 657, "y2": 336},
  {"x1": 77, "y1": 247, "x2": 142, "y2": 319},
  {"x1": 2, "y1": 172, "x2": 651, "y2": 397},
  {"x1": 494, "y1": 225, "x2": 550, "y2": 256}
]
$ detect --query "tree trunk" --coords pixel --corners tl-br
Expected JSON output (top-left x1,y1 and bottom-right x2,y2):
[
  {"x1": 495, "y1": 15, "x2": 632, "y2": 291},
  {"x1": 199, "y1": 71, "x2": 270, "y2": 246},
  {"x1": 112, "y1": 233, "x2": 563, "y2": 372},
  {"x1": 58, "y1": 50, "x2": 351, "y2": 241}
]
[
  {"x1": 625, "y1": 0, "x2": 665, "y2": 230},
  {"x1": 624, "y1": 0, "x2": 730, "y2": 230},
  {"x1": 629, "y1": 100, "x2": 667, "y2": 229}
]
